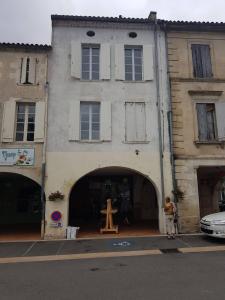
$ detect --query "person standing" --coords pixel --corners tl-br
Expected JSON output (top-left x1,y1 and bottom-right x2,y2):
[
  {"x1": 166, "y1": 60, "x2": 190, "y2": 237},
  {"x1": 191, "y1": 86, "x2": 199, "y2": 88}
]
[
  {"x1": 119, "y1": 178, "x2": 131, "y2": 225},
  {"x1": 164, "y1": 197, "x2": 176, "y2": 239}
]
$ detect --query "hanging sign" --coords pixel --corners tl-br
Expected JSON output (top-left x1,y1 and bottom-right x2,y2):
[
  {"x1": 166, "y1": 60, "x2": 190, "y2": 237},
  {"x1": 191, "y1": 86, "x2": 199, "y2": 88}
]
[
  {"x1": 51, "y1": 211, "x2": 62, "y2": 222},
  {"x1": 0, "y1": 148, "x2": 34, "y2": 166}
]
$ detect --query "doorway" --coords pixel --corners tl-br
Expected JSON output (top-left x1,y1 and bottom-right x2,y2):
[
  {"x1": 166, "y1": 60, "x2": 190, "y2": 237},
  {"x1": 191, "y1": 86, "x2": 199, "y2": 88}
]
[
  {"x1": 69, "y1": 167, "x2": 159, "y2": 238},
  {"x1": 197, "y1": 166, "x2": 225, "y2": 218},
  {"x1": 0, "y1": 173, "x2": 42, "y2": 240}
]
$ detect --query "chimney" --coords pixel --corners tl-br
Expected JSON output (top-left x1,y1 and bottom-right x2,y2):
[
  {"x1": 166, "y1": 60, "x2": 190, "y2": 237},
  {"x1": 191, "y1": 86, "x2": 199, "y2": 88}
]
[{"x1": 148, "y1": 11, "x2": 157, "y2": 22}]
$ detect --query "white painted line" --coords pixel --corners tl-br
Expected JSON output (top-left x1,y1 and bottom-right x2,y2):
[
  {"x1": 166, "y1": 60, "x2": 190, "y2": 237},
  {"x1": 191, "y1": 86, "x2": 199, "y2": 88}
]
[{"x1": 22, "y1": 242, "x2": 36, "y2": 256}]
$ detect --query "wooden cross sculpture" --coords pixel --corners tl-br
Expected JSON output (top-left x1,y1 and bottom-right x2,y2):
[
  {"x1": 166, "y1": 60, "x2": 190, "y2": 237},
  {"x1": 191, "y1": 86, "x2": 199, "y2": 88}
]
[{"x1": 100, "y1": 198, "x2": 118, "y2": 233}]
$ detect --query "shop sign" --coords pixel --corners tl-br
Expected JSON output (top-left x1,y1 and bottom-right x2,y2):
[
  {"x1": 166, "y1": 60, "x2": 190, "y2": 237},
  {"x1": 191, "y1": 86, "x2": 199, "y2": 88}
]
[{"x1": 0, "y1": 148, "x2": 34, "y2": 166}]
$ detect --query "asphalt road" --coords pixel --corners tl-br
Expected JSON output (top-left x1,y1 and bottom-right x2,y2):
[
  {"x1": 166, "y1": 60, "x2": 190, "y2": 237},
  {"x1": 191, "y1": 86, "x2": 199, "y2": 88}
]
[
  {"x1": 0, "y1": 250, "x2": 225, "y2": 300},
  {"x1": 0, "y1": 234, "x2": 225, "y2": 258}
]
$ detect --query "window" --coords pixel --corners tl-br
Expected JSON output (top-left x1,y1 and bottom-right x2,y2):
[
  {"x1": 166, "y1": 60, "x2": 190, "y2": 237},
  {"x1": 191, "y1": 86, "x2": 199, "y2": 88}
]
[
  {"x1": 125, "y1": 102, "x2": 146, "y2": 142},
  {"x1": 20, "y1": 57, "x2": 36, "y2": 84},
  {"x1": 125, "y1": 47, "x2": 143, "y2": 81},
  {"x1": 191, "y1": 44, "x2": 213, "y2": 78},
  {"x1": 82, "y1": 46, "x2": 100, "y2": 80},
  {"x1": 80, "y1": 102, "x2": 100, "y2": 140},
  {"x1": 196, "y1": 103, "x2": 217, "y2": 141},
  {"x1": 15, "y1": 103, "x2": 36, "y2": 142}
]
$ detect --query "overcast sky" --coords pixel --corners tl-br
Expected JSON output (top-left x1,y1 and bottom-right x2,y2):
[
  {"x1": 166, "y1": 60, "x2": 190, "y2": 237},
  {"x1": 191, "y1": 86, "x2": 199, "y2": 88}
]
[{"x1": 1, "y1": 0, "x2": 225, "y2": 44}]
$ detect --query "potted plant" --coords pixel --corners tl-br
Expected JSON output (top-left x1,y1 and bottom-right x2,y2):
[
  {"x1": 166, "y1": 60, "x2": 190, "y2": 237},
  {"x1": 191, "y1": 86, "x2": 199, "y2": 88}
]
[
  {"x1": 172, "y1": 188, "x2": 184, "y2": 202},
  {"x1": 48, "y1": 191, "x2": 64, "y2": 201}
]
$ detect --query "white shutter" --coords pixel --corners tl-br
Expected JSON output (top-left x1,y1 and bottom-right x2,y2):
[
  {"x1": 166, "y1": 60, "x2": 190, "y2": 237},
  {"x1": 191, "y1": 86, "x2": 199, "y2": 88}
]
[
  {"x1": 100, "y1": 101, "x2": 111, "y2": 141},
  {"x1": 125, "y1": 102, "x2": 136, "y2": 141},
  {"x1": 145, "y1": 102, "x2": 151, "y2": 141},
  {"x1": 115, "y1": 44, "x2": 125, "y2": 80},
  {"x1": 215, "y1": 101, "x2": 225, "y2": 141},
  {"x1": 29, "y1": 57, "x2": 36, "y2": 84},
  {"x1": 100, "y1": 43, "x2": 110, "y2": 80},
  {"x1": 20, "y1": 57, "x2": 27, "y2": 84},
  {"x1": 136, "y1": 103, "x2": 146, "y2": 141},
  {"x1": 71, "y1": 41, "x2": 81, "y2": 79},
  {"x1": 2, "y1": 99, "x2": 16, "y2": 142},
  {"x1": 69, "y1": 101, "x2": 80, "y2": 141},
  {"x1": 143, "y1": 45, "x2": 154, "y2": 81},
  {"x1": 34, "y1": 101, "x2": 45, "y2": 142}
]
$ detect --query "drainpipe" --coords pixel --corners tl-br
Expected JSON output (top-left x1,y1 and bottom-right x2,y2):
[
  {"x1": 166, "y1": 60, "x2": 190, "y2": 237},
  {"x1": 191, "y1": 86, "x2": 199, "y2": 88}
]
[
  {"x1": 163, "y1": 24, "x2": 180, "y2": 233},
  {"x1": 40, "y1": 53, "x2": 49, "y2": 239},
  {"x1": 152, "y1": 18, "x2": 165, "y2": 207},
  {"x1": 163, "y1": 25, "x2": 177, "y2": 203}
]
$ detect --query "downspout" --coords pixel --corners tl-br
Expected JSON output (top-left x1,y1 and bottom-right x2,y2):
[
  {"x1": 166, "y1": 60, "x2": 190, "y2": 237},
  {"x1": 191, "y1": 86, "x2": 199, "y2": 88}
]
[
  {"x1": 153, "y1": 22, "x2": 165, "y2": 207},
  {"x1": 40, "y1": 53, "x2": 49, "y2": 239},
  {"x1": 164, "y1": 25, "x2": 177, "y2": 203},
  {"x1": 163, "y1": 25, "x2": 179, "y2": 232}
]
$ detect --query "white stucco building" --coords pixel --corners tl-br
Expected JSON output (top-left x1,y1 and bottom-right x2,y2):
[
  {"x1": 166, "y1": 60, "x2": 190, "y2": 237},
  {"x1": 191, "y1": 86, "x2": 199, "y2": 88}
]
[{"x1": 45, "y1": 13, "x2": 173, "y2": 239}]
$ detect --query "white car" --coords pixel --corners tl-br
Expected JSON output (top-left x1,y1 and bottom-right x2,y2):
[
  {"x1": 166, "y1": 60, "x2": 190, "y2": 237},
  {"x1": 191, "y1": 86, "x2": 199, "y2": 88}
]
[{"x1": 200, "y1": 212, "x2": 225, "y2": 238}]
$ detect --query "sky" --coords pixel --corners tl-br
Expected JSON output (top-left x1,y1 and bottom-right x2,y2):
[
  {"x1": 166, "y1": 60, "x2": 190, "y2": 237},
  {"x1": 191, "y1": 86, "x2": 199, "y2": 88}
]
[{"x1": 1, "y1": 0, "x2": 225, "y2": 44}]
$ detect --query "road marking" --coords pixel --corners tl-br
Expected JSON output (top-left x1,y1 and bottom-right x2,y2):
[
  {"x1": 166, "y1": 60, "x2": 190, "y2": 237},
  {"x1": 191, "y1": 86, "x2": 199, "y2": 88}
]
[
  {"x1": 0, "y1": 249, "x2": 162, "y2": 264},
  {"x1": 22, "y1": 242, "x2": 36, "y2": 256},
  {"x1": 179, "y1": 245, "x2": 225, "y2": 253}
]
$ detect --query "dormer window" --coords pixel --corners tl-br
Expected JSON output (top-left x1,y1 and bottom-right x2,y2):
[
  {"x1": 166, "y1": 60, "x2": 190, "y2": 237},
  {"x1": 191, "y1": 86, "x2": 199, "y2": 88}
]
[{"x1": 20, "y1": 57, "x2": 37, "y2": 84}]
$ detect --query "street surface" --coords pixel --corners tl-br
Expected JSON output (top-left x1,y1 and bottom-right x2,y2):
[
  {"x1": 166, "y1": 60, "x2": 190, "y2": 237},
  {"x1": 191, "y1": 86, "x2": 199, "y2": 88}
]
[
  {"x1": 1, "y1": 251, "x2": 225, "y2": 299},
  {"x1": 0, "y1": 235, "x2": 225, "y2": 299}
]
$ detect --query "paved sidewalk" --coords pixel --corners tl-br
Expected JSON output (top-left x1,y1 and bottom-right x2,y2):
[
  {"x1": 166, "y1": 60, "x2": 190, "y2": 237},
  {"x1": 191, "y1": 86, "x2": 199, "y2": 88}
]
[{"x1": 0, "y1": 234, "x2": 224, "y2": 259}]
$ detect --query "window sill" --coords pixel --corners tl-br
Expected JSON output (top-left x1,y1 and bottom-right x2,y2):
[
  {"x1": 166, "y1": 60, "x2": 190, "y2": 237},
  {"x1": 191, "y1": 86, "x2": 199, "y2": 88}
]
[
  {"x1": 123, "y1": 80, "x2": 148, "y2": 83},
  {"x1": 17, "y1": 83, "x2": 39, "y2": 86},
  {"x1": 79, "y1": 80, "x2": 101, "y2": 82},
  {"x1": 14, "y1": 141, "x2": 35, "y2": 145},
  {"x1": 75, "y1": 140, "x2": 105, "y2": 143},
  {"x1": 123, "y1": 141, "x2": 150, "y2": 144},
  {"x1": 194, "y1": 140, "x2": 225, "y2": 148}
]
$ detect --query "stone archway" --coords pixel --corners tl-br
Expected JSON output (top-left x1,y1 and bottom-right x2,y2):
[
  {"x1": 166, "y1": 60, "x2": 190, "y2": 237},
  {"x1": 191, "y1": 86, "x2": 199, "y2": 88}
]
[
  {"x1": 197, "y1": 166, "x2": 225, "y2": 218},
  {"x1": 0, "y1": 172, "x2": 43, "y2": 240},
  {"x1": 68, "y1": 166, "x2": 159, "y2": 237}
]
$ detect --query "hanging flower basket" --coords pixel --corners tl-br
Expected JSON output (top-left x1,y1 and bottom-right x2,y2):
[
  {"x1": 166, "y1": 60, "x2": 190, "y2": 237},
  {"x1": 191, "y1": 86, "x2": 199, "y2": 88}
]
[
  {"x1": 48, "y1": 191, "x2": 64, "y2": 201},
  {"x1": 172, "y1": 188, "x2": 184, "y2": 202}
]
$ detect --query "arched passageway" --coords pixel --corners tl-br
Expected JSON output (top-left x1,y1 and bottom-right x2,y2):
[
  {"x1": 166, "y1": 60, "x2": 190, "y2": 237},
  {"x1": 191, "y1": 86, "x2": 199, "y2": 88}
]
[
  {"x1": 197, "y1": 167, "x2": 225, "y2": 218},
  {"x1": 0, "y1": 173, "x2": 42, "y2": 240},
  {"x1": 69, "y1": 167, "x2": 159, "y2": 237}
]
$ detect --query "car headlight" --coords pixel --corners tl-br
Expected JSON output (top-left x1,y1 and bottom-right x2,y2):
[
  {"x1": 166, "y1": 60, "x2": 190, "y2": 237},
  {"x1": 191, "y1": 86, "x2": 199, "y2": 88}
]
[{"x1": 211, "y1": 220, "x2": 225, "y2": 225}]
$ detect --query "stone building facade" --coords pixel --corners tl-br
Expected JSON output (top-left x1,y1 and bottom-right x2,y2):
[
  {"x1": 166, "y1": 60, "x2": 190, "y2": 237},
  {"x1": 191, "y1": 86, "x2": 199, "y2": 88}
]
[
  {"x1": 45, "y1": 15, "x2": 173, "y2": 239},
  {"x1": 164, "y1": 22, "x2": 225, "y2": 232},
  {"x1": 0, "y1": 43, "x2": 50, "y2": 238}
]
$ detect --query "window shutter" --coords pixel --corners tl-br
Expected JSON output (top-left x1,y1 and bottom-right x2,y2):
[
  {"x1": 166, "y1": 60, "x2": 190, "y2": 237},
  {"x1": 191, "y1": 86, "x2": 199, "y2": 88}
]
[
  {"x1": 196, "y1": 104, "x2": 208, "y2": 141},
  {"x1": 29, "y1": 58, "x2": 36, "y2": 84},
  {"x1": 145, "y1": 102, "x2": 151, "y2": 141},
  {"x1": 115, "y1": 44, "x2": 125, "y2": 80},
  {"x1": 100, "y1": 101, "x2": 111, "y2": 141},
  {"x1": 69, "y1": 100, "x2": 80, "y2": 141},
  {"x1": 20, "y1": 57, "x2": 27, "y2": 84},
  {"x1": 143, "y1": 45, "x2": 154, "y2": 81},
  {"x1": 34, "y1": 101, "x2": 45, "y2": 142},
  {"x1": 135, "y1": 103, "x2": 146, "y2": 141},
  {"x1": 71, "y1": 41, "x2": 81, "y2": 79},
  {"x1": 2, "y1": 99, "x2": 16, "y2": 142},
  {"x1": 215, "y1": 101, "x2": 225, "y2": 141},
  {"x1": 125, "y1": 103, "x2": 136, "y2": 141},
  {"x1": 100, "y1": 43, "x2": 110, "y2": 80}
]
